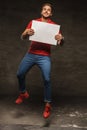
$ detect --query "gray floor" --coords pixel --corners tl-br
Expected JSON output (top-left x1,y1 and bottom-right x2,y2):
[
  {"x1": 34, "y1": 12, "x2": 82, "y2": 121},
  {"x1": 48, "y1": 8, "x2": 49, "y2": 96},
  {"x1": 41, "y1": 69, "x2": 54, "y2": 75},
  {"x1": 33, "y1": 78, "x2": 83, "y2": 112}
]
[{"x1": 0, "y1": 95, "x2": 87, "y2": 130}]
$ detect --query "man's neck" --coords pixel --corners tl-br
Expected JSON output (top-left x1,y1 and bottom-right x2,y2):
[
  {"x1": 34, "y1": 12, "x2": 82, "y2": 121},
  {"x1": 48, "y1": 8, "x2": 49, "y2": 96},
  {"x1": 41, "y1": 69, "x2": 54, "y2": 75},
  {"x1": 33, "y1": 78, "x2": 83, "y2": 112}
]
[{"x1": 41, "y1": 17, "x2": 50, "y2": 22}]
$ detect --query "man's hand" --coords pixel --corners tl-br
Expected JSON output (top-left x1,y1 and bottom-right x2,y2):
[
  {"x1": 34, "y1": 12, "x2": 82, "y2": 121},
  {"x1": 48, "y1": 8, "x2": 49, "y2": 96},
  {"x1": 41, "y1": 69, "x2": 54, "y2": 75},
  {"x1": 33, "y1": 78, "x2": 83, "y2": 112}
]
[
  {"x1": 55, "y1": 34, "x2": 64, "y2": 45},
  {"x1": 21, "y1": 28, "x2": 34, "y2": 40},
  {"x1": 26, "y1": 29, "x2": 35, "y2": 36}
]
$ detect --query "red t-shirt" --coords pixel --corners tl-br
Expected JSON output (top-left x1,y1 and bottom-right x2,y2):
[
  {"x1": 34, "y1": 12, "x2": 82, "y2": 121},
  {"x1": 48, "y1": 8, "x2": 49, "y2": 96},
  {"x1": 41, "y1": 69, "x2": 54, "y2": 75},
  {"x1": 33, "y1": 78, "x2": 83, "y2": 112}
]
[{"x1": 26, "y1": 18, "x2": 57, "y2": 56}]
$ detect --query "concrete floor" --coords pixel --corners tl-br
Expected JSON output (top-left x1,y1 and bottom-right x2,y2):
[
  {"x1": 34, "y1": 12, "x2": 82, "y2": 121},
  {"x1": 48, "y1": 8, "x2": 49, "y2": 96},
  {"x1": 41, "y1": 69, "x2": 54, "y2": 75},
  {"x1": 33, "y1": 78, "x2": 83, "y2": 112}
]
[{"x1": 0, "y1": 95, "x2": 87, "y2": 130}]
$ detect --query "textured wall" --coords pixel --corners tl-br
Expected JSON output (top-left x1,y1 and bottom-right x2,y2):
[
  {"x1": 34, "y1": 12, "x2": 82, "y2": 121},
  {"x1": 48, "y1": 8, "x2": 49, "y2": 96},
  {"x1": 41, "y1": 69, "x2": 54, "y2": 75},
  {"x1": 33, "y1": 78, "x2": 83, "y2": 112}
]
[{"x1": 0, "y1": 0, "x2": 87, "y2": 96}]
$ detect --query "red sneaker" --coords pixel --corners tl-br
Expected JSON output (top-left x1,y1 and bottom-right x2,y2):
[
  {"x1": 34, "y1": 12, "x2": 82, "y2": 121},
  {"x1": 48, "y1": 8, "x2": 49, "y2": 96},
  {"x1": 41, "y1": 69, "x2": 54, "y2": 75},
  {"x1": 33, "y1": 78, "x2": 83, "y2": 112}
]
[
  {"x1": 43, "y1": 104, "x2": 51, "y2": 118},
  {"x1": 15, "y1": 91, "x2": 29, "y2": 104}
]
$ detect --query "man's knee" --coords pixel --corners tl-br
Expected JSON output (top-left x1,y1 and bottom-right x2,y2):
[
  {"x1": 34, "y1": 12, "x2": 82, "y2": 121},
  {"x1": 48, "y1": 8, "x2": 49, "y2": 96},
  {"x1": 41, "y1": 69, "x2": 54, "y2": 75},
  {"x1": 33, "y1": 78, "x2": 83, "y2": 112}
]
[
  {"x1": 44, "y1": 78, "x2": 50, "y2": 84},
  {"x1": 17, "y1": 71, "x2": 25, "y2": 79}
]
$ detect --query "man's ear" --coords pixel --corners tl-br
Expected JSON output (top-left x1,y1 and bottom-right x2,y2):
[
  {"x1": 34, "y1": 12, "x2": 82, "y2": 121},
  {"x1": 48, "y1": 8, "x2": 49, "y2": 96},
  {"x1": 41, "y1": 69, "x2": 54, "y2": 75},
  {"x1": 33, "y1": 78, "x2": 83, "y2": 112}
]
[
  {"x1": 50, "y1": 13, "x2": 53, "y2": 16},
  {"x1": 41, "y1": 11, "x2": 43, "y2": 16}
]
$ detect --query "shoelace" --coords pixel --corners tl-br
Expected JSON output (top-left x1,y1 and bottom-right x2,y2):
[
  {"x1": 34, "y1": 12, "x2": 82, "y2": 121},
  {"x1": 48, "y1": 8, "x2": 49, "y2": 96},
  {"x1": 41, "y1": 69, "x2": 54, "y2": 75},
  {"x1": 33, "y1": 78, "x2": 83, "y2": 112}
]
[
  {"x1": 45, "y1": 106, "x2": 50, "y2": 112},
  {"x1": 18, "y1": 94, "x2": 24, "y2": 100}
]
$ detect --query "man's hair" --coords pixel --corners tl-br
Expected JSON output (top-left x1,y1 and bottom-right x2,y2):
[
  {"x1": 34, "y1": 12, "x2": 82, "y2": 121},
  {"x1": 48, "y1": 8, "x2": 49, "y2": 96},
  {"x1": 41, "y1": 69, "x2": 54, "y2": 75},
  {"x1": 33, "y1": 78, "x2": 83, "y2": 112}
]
[{"x1": 41, "y1": 3, "x2": 54, "y2": 13}]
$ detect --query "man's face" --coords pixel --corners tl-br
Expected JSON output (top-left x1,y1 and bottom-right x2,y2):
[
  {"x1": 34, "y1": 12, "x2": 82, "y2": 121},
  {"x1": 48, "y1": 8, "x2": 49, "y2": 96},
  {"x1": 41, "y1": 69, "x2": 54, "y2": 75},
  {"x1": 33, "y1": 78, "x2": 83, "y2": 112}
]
[{"x1": 41, "y1": 5, "x2": 52, "y2": 18}]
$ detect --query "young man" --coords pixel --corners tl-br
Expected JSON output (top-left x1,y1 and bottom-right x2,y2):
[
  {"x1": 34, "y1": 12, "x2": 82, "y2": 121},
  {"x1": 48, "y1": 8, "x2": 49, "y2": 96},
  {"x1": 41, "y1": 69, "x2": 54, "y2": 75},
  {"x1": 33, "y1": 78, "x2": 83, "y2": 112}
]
[{"x1": 15, "y1": 3, "x2": 64, "y2": 118}]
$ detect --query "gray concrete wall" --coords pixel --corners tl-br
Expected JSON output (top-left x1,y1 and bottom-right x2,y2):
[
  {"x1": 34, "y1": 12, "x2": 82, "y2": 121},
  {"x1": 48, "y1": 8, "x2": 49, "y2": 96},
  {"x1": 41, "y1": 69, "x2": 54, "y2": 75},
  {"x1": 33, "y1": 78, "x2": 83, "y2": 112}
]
[{"x1": 0, "y1": 0, "x2": 87, "y2": 96}]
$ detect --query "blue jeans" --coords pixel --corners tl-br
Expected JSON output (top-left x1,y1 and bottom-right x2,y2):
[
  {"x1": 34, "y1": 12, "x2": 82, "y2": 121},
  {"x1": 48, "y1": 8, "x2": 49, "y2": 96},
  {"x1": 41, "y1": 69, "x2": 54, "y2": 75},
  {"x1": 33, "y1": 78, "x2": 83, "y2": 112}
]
[{"x1": 17, "y1": 53, "x2": 52, "y2": 103}]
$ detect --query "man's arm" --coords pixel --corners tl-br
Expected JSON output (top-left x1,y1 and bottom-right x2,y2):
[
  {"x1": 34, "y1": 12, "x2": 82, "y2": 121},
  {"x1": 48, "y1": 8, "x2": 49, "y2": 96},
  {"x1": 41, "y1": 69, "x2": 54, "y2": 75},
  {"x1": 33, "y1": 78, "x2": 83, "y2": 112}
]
[{"x1": 55, "y1": 33, "x2": 64, "y2": 46}]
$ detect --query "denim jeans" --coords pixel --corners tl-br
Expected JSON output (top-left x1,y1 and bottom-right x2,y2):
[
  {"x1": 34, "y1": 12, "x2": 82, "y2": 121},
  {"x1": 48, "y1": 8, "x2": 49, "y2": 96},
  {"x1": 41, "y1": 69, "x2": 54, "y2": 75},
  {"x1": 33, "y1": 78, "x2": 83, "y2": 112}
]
[{"x1": 17, "y1": 53, "x2": 52, "y2": 103}]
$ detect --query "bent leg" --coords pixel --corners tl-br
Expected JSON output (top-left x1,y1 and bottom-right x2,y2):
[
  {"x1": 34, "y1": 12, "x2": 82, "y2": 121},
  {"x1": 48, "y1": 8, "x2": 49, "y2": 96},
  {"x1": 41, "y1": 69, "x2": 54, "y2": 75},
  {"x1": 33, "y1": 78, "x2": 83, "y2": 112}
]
[{"x1": 17, "y1": 53, "x2": 35, "y2": 92}]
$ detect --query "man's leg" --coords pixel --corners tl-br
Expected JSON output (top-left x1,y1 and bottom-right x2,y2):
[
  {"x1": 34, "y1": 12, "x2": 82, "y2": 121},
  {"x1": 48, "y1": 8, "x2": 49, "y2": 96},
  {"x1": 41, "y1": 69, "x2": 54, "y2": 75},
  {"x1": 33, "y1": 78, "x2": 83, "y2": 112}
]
[
  {"x1": 16, "y1": 53, "x2": 35, "y2": 104},
  {"x1": 36, "y1": 55, "x2": 52, "y2": 118}
]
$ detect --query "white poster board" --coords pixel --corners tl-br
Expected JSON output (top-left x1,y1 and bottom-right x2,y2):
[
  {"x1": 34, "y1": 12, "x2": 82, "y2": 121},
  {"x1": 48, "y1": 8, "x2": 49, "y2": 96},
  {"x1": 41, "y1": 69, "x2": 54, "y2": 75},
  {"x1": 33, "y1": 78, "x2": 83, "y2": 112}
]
[{"x1": 29, "y1": 20, "x2": 60, "y2": 45}]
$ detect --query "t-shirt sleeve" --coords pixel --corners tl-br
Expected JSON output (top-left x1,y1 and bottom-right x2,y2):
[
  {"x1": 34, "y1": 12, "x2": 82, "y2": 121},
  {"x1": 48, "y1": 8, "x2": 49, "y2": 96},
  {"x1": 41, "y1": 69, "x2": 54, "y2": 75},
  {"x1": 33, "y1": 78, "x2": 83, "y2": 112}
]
[{"x1": 26, "y1": 20, "x2": 32, "y2": 29}]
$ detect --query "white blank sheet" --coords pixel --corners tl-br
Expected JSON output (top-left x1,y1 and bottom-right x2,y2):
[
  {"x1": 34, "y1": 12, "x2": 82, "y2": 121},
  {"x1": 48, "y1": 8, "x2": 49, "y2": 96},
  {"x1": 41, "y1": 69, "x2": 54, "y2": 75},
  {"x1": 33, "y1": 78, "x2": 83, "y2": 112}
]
[{"x1": 29, "y1": 20, "x2": 60, "y2": 45}]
